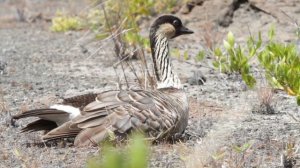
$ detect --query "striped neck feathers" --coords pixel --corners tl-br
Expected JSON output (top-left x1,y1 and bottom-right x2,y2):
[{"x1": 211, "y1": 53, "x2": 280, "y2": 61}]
[{"x1": 150, "y1": 23, "x2": 182, "y2": 89}]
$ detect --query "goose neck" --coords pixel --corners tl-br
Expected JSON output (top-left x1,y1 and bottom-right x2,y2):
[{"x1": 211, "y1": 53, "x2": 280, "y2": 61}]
[{"x1": 150, "y1": 33, "x2": 181, "y2": 89}]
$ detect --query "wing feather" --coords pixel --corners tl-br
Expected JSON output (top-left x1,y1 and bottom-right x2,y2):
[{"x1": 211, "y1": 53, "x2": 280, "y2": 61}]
[{"x1": 37, "y1": 89, "x2": 186, "y2": 146}]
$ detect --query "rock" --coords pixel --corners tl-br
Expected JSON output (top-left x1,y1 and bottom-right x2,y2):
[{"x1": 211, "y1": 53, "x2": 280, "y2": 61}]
[
  {"x1": 0, "y1": 61, "x2": 7, "y2": 75},
  {"x1": 187, "y1": 70, "x2": 207, "y2": 85},
  {"x1": 180, "y1": 0, "x2": 205, "y2": 14},
  {"x1": 217, "y1": 0, "x2": 248, "y2": 27}
]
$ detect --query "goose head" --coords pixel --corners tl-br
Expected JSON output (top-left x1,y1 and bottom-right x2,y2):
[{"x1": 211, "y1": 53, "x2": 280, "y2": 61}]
[{"x1": 150, "y1": 15, "x2": 193, "y2": 41}]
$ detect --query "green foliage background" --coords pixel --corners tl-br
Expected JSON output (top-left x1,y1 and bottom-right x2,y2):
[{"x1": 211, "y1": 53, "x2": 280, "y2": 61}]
[{"x1": 213, "y1": 28, "x2": 300, "y2": 105}]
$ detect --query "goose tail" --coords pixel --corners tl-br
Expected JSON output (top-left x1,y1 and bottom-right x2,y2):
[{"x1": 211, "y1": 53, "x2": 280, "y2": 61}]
[{"x1": 12, "y1": 104, "x2": 81, "y2": 132}]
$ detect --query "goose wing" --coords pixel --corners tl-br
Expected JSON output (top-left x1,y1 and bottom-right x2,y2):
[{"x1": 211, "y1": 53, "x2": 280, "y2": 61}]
[
  {"x1": 43, "y1": 89, "x2": 182, "y2": 146},
  {"x1": 62, "y1": 93, "x2": 98, "y2": 110}
]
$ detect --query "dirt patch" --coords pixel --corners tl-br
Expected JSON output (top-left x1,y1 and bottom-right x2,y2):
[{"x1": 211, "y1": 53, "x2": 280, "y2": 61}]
[{"x1": 1, "y1": 0, "x2": 300, "y2": 167}]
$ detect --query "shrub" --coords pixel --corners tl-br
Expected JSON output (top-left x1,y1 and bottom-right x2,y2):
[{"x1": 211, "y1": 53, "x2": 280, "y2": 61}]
[
  {"x1": 50, "y1": 11, "x2": 81, "y2": 32},
  {"x1": 212, "y1": 27, "x2": 300, "y2": 105},
  {"x1": 258, "y1": 28, "x2": 300, "y2": 104},
  {"x1": 213, "y1": 32, "x2": 258, "y2": 88}
]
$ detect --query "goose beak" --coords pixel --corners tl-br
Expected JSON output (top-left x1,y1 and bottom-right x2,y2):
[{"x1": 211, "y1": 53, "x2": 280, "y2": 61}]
[
  {"x1": 172, "y1": 26, "x2": 193, "y2": 38},
  {"x1": 179, "y1": 26, "x2": 194, "y2": 35}
]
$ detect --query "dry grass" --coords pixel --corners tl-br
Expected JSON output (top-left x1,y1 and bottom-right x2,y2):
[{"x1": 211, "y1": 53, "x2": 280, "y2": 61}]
[
  {"x1": 258, "y1": 87, "x2": 274, "y2": 106},
  {"x1": 256, "y1": 86, "x2": 275, "y2": 114},
  {"x1": 200, "y1": 21, "x2": 223, "y2": 52},
  {"x1": 282, "y1": 137, "x2": 298, "y2": 167},
  {"x1": 99, "y1": 3, "x2": 156, "y2": 91}
]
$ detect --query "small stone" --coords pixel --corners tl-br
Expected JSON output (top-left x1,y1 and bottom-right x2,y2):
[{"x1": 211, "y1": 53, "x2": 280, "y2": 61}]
[
  {"x1": 188, "y1": 70, "x2": 207, "y2": 85},
  {"x1": 0, "y1": 61, "x2": 7, "y2": 75}
]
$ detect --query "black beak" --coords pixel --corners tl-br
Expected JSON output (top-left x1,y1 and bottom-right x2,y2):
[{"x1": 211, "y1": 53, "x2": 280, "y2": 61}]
[
  {"x1": 179, "y1": 26, "x2": 194, "y2": 35},
  {"x1": 172, "y1": 25, "x2": 193, "y2": 39}
]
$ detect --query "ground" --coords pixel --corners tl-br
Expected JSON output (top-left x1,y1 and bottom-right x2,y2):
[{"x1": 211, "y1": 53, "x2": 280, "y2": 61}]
[{"x1": 1, "y1": 0, "x2": 300, "y2": 167}]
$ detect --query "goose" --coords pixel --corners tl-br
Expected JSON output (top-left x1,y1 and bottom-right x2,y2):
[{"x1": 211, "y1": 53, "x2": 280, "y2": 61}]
[{"x1": 12, "y1": 15, "x2": 194, "y2": 146}]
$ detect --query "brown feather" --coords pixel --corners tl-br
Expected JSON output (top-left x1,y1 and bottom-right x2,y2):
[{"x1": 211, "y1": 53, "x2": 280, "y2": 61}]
[
  {"x1": 21, "y1": 119, "x2": 57, "y2": 132},
  {"x1": 63, "y1": 93, "x2": 98, "y2": 110},
  {"x1": 42, "y1": 122, "x2": 80, "y2": 140},
  {"x1": 12, "y1": 109, "x2": 69, "y2": 119},
  {"x1": 74, "y1": 126, "x2": 109, "y2": 146}
]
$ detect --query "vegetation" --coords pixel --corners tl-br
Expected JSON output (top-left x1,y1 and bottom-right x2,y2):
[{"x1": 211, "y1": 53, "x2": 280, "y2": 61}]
[
  {"x1": 50, "y1": 0, "x2": 184, "y2": 48},
  {"x1": 87, "y1": 134, "x2": 149, "y2": 168},
  {"x1": 258, "y1": 30, "x2": 300, "y2": 104},
  {"x1": 50, "y1": 11, "x2": 81, "y2": 32},
  {"x1": 213, "y1": 31, "x2": 258, "y2": 88},
  {"x1": 213, "y1": 27, "x2": 300, "y2": 105},
  {"x1": 212, "y1": 141, "x2": 254, "y2": 167}
]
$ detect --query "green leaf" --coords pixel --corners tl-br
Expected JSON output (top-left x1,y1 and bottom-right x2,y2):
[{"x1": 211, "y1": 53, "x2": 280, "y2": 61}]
[
  {"x1": 249, "y1": 48, "x2": 256, "y2": 57},
  {"x1": 183, "y1": 51, "x2": 189, "y2": 60},
  {"x1": 87, "y1": 133, "x2": 149, "y2": 168},
  {"x1": 232, "y1": 142, "x2": 253, "y2": 154},
  {"x1": 297, "y1": 96, "x2": 300, "y2": 106},
  {"x1": 247, "y1": 36, "x2": 254, "y2": 49},
  {"x1": 223, "y1": 40, "x2": 231, "y2": 50},
  {"x1": 268, "y1": 25, "x2": 275, "y2": 41},
  {"x1": 257, "y1": 31, "x2": 262, "y2": 48},
  {"x1": 214, "y1": 47, "x2": 223, "y2": 57},
  {"x1": 195, "y1": 50, "x2": 206, "y2": 62},
  {"x1": 232, "y1": 145, "x2": 242, "y2": 153},
  {"x1": 240, "y1": 142, "x2": 252, "y2": 152},
  {"x1": 87, "y1": 144, "x2": 123, "y2": 168},
  {"x1": 227, "y1": 31, "x2": 235, "y2": 46},
  {"x1": 242, "y1": 74, "x2": 256, "y2": 88},
  {"x1": 212, "y1": 61, "x2": 220, "y2": 68},
  {"x1": 103, "y1": 146, "x2": 124, "y2": 168},
  {"x1": 171, "y1": 48, "x2": 181, "y2": 59},
  {"x1": 127, "y1": 134, "x2": 148, "y2": 168}
]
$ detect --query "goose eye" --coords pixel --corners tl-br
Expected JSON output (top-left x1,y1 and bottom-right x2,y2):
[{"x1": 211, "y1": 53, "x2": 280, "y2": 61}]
[{"x1": 172, "y1": 20, "x2": 180, "y2": 27}]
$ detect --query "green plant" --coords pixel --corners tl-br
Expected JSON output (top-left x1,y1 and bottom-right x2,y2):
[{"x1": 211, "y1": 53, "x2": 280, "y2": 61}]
[
  {"x1": 87, "y1": 133, "x2": 149, "y2": 168},
  {"x1": 171, "y1": 48, "x2": 191, "y2": 61},
  {"x1": 213, "y1": 32, "x2": 257, "y2": 88},
  {"x1": 194, "y1": 50, "x2": 206, "y2": 62},
  {"x1": 104, "y1": 0, "x2": 182, "y2": 49},
  {"x1": 232, "y1": 141, "x2": 253, "y2": 154},
  {"x1": 213, "y1": 27, "x2": 300, "y2": 105},
  {"x1": 258, "y1": 27, "x2": 300, "y2": 105},
  {"x1": 51, "y1": 0, "x2": 183, "y2": 45},
  {"x1": 50, "y1": 11, "x2": 81, "y2": 32}
]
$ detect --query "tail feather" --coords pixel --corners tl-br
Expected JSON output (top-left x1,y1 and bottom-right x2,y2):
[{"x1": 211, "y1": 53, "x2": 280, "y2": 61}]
[
  {"x1": 12, "y1": 109, "x2": 69, "y2": 119},
  {"x1": 13, "y1": 105, "x2": 82, "y2": 137},
  {"x1": 12, "y1": 108, "x2": 71, "y2": 126},
  {"x1": 21, "y1": 119, "x2": 57, "y2": 133}
]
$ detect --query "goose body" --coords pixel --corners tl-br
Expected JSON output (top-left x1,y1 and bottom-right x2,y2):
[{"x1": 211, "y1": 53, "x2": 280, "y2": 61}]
[{"x1": 13, "y1": 15, "x2": 193, "y2": 146}]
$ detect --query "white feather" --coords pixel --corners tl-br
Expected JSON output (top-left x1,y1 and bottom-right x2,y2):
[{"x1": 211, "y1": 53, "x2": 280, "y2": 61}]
[{"x1": 50, "y1": 104, "x2": 81, "y2": 120}]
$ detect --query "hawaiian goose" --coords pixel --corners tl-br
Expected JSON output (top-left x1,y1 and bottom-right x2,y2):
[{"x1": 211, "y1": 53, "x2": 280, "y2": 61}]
[{"x1": 12, "y1": 15, "x2": 193, "y2": 146}]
